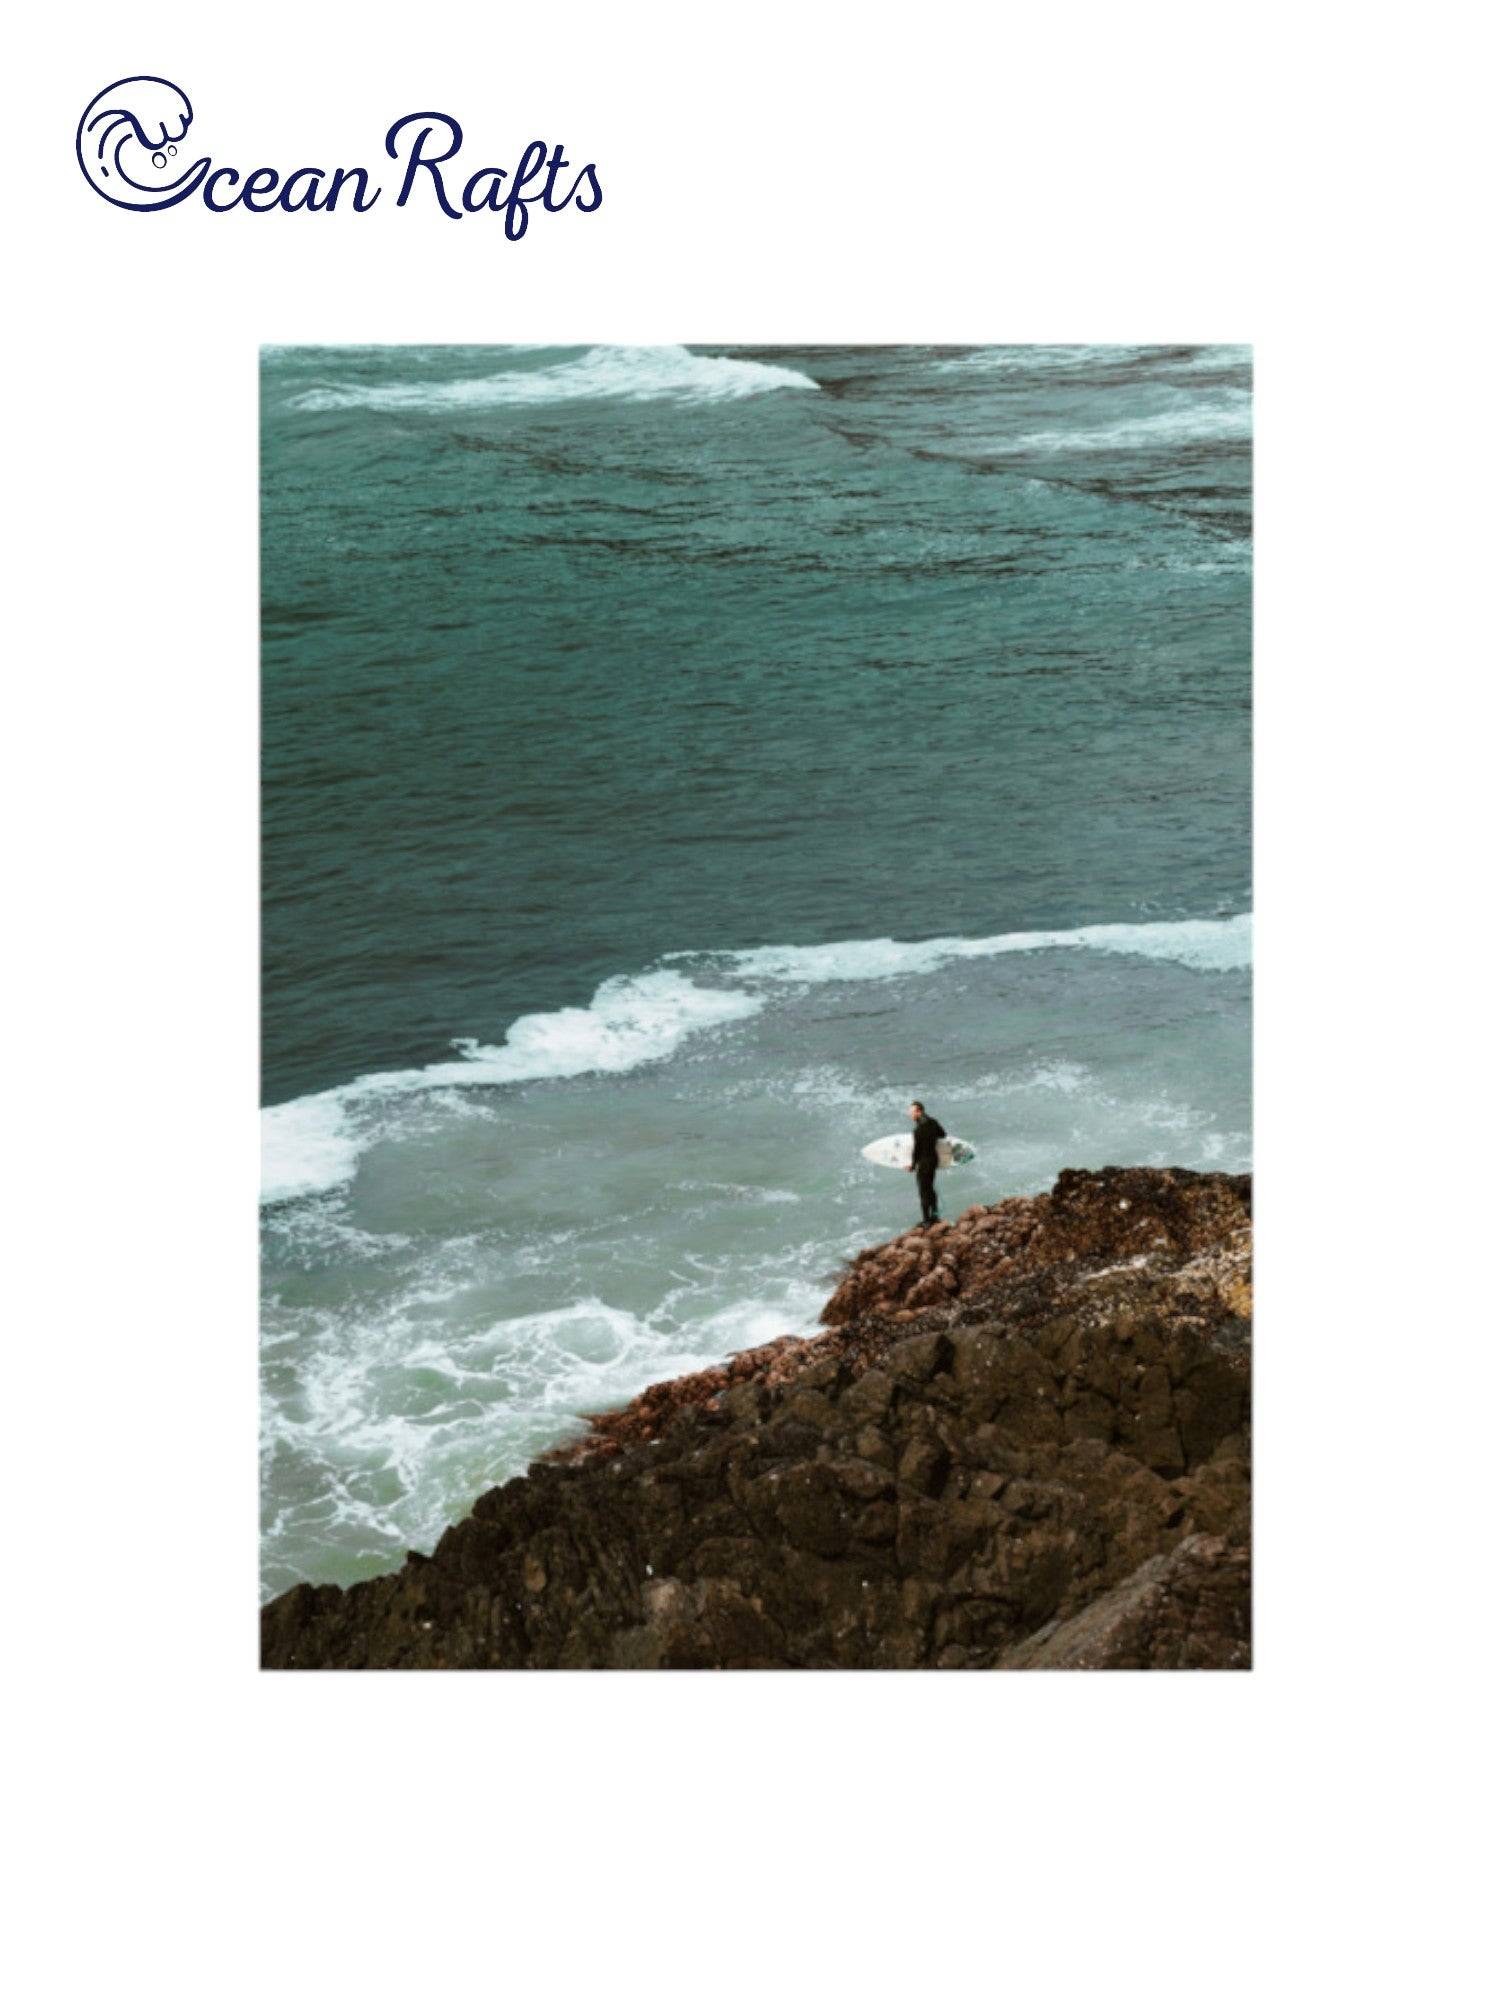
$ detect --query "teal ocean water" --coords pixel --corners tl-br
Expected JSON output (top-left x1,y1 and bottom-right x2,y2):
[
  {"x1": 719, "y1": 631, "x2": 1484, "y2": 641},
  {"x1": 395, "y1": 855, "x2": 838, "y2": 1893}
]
[{"x1": 261, "y1": 344, "x2": 1252, "y2": 1600}]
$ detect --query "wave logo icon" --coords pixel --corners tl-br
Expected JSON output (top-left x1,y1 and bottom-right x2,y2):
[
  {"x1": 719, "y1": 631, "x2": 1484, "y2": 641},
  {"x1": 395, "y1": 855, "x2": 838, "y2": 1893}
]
[{"x1": 76, "y1": 76, "x2": 209, "y2": 210}]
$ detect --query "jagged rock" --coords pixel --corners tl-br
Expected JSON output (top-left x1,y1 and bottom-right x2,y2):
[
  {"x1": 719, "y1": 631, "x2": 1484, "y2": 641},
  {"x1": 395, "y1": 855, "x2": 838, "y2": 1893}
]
[
  {"x1": 997, "y1": 1535, "x2": 1251, "y2": 1669},
  {"x1": 261, "y1": 1167, "x2": 1251, "y2": 1670}
]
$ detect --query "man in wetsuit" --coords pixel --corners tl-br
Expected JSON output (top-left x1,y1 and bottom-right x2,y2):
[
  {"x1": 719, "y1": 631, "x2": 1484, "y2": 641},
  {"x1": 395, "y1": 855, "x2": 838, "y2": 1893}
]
[{"x1": 908, "y1": 1100, "x2": 948, "y2": 1227}]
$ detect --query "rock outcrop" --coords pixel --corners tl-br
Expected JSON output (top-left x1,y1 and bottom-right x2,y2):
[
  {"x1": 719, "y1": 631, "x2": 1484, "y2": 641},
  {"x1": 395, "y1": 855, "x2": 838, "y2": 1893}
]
[{"x1": 262, "y1": 1167, "x2": 1252, "y2": 1670}]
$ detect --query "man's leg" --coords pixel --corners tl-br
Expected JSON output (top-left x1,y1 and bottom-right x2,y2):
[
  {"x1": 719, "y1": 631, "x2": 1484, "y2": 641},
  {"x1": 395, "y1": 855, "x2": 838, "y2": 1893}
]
[{"x1": 917, "y1": 1167, "x2": 938, "y2": 1224}]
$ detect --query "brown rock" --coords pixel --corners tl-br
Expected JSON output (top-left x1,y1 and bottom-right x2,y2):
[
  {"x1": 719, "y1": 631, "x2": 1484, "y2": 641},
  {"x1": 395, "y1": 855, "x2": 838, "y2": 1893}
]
[
  {"x1": 998, "y1": 1535, "x2": 1251, "y2": 1670},
  {"x1": 260, "y1": 1167, "x2": 1252, "y2": 1672}
]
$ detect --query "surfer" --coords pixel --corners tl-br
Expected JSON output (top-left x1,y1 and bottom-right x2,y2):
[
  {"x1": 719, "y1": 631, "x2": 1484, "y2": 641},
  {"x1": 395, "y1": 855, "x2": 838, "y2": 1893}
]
[{"x1": 908, "y1": 1101, "x2": 947, "y2": 1227}]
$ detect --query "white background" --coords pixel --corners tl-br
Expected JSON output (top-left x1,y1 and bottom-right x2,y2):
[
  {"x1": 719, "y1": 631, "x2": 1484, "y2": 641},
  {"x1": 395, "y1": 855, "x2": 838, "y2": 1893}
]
[{"x1": 8, "y1": 4, "x2": 1505, "y2": 2009}]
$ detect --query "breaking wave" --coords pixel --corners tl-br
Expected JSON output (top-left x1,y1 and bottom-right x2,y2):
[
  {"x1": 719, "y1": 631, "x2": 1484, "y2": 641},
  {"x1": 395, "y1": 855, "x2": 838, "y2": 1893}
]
[
  {"x1": 704, "y1": 912, "x2": 1253, "y2": 983},
  {"x1": 1009, "y1": 391, "x2": 1251, "y2": 454},
  {"x1": 288, "y1": 345, "x2": 820, "y2": 414}
]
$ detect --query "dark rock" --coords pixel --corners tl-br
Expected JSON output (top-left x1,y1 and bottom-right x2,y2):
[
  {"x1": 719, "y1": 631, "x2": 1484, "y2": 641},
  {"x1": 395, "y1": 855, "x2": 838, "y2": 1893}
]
[
  {"x1": 997, "y1": 1535, "x2": 1251, "y2": 1670},
  {"x1": 260, "y1": 1167, "x2": 1251, "y2": 1671},
  {"x1": 890, "y1": 1331, "x2": 951, "y2": 1385},
  {"x1": 838, "y1": 1369, "x2": 898, "y2": 1426},
  {"x1": 897, "y1": 1436, "x2": 951, "y2": 1497}
]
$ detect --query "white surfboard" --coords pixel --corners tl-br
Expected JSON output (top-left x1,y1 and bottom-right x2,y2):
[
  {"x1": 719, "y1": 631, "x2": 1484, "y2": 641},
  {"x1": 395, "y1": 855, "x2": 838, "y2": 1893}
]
[{"x1": 862, "y1": 1133, "x2": 976, "y2": 1170}]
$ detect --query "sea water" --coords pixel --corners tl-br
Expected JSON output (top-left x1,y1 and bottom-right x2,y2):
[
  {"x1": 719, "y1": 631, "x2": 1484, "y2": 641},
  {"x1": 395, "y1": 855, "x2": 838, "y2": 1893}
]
[{"x1": 260, "y1": 343, "x2": 1252, "y2": 1599}]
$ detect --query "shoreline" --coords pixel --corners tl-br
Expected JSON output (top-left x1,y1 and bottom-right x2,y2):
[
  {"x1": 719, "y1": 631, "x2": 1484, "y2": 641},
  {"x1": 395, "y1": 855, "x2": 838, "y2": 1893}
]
[{"x1": 262, "y1": 1165, "x2": 1252, "y2": 1669}]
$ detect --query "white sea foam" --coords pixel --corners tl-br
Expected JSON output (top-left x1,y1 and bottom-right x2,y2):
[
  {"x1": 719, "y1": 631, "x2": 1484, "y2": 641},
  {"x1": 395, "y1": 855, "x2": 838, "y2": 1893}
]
[
  {"x1": 289, "y1": 345, "x2": 819, "y2": 414},
  {"x1": 932, "y1": 343, "x2": 1158, "y2": 376},
  {"x1": 261, "y1": 1091, "x2": 362, "y2": 1206},
  {"x1": 260, "y1": 1277, "x2": 829, "y2": 1594},
  {"x1": 472, "y1": 1298, "x2": 715, "y2": 1408},
  {"x1": 708, "y1": 912, "x2": 1252, "y2": 984},
  {"x1": 1009, "y1": 393, "x2": 1251, "y2": 454},
  {"x1": 361, "y1": 969, "x2": 764, "y2": 1092}
]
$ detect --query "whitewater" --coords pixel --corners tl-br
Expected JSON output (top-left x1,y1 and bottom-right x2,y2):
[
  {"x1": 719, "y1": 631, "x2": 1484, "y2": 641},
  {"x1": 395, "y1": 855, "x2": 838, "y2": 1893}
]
[{"x1": 287, "y1": 344, "x2": 820, "y2": 414}]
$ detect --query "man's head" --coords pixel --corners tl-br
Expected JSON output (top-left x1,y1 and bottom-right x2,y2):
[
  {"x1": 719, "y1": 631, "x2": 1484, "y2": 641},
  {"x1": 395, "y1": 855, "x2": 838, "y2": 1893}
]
[{"x1": 909, "y1": 1101, "x2": 925, "y2": 1121}]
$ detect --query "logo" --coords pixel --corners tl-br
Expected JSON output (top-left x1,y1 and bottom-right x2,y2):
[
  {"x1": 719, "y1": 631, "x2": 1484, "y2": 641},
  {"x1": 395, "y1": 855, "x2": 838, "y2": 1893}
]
[
  {"x1": 76, "y1": 77, "x2": 209, "y2": 211},
  {"x1": 75, "y1": 77, "x2": 602, "y2": 235}
]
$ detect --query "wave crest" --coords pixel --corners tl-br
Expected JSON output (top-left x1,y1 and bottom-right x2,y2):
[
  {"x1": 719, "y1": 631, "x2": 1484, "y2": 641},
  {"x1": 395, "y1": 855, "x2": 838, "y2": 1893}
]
[
  {"x1": 1010, "y1": 394, "x2": 1251, "y2": 454},
  {"x1": 702, "y1": 912, "x2": 1252, "y2": 983},
  {"x1": 288, "y1": 345, "x2": 820, "y2": 415}
]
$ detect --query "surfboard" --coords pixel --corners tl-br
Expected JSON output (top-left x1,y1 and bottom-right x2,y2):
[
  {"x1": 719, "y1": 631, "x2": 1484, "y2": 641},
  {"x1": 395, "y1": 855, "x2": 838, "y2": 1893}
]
[{"x1": 862, "y1": 1133, "x2": 976, "y2": 1170}]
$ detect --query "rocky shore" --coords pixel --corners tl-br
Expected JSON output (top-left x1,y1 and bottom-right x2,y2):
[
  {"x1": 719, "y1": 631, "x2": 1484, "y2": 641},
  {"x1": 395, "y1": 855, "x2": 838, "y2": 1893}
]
[{"x1": 261, "y1": 1166, "x2": 1252, "y2": 1670}]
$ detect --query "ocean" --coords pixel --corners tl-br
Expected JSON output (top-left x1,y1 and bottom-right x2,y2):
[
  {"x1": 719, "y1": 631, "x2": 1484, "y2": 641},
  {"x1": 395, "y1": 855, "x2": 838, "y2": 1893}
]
[{"x1": 260, "y1": 343, "x2": 1252, "y2": 1600}]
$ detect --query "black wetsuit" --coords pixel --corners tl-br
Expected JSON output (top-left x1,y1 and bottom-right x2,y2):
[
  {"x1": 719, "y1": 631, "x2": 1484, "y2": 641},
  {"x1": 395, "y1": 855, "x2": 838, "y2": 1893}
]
[{"x1": 910, "y1": 1113, "x2": 947, "y2": 1225}]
